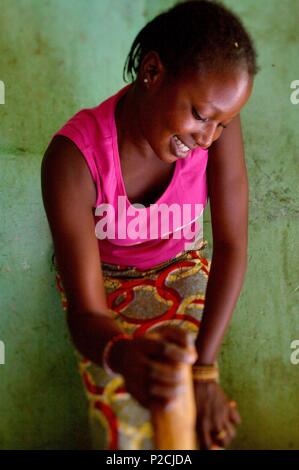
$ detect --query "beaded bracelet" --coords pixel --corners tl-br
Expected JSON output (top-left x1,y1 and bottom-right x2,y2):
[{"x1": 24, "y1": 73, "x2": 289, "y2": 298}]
[
  {"x1": 102, "y1": 333, "x2": 131, "y2": 377},
  {"x1": 192, "y1": 363, "x2": 220, "y2": 383}
]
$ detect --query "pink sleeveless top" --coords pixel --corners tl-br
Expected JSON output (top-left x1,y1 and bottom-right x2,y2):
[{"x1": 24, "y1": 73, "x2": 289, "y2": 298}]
[{"x1": 51, "y1": 84, "x2": 209, "y2": 269}]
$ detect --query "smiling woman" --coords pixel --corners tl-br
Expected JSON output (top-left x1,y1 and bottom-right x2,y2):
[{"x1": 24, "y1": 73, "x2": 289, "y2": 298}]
[{"x1": 41, "y1": 0, "x2": 258, "y2": 450}]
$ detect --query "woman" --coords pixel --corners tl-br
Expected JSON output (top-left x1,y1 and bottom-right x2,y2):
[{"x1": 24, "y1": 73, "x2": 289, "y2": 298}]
[{"x1": 41, "y1": 0, "x2": 258, "y2": 450}]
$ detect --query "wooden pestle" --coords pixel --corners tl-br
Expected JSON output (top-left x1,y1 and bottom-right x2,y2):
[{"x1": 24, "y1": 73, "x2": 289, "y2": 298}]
[{"x1": 146, "y1": 330, "x2": 197, "y2": 450}]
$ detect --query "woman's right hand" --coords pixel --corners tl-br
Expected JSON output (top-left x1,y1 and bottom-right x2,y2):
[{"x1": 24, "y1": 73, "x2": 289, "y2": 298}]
[{"x1": 110, "y1": 326, "x2": 197, "y2": 410}]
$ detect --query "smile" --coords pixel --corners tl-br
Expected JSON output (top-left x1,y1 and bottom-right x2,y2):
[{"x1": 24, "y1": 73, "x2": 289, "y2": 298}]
[{"x1": 173, "y1": 135, "x2": 190, "y2": 153}]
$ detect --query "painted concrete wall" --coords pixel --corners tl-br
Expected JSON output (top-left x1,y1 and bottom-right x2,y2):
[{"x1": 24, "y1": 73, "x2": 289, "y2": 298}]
[
  {"x1": 0, "y1": 0, "x2": 298, "y2": 449},
  {"x1": 211, "y1": 0, "x2": 299, "y2": 450}
]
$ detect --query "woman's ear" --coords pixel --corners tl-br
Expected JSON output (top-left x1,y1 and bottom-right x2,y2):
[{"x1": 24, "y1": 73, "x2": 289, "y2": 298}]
[{"x1": 140, "y1": 51, "x2": 165, "y2": 85}]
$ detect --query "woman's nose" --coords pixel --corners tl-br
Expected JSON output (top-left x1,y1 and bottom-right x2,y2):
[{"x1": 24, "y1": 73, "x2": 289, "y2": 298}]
[{"x1": 192, "y1": 123, "x2": 217, "y2": 149}]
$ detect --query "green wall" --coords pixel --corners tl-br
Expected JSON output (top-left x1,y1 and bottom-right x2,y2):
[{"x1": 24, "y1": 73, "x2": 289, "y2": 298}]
[
  {"x1": 211, "y1": 0, "x2": 299, "y2": 449},
  {"x1": 0, "y1": 0, "x2": 298, "y2": 449}
]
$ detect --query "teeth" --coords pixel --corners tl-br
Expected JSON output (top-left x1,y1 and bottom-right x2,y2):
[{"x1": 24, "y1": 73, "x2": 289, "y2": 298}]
[{"x1": 174, "y1": 135, "x2": 189, "y2": 153}]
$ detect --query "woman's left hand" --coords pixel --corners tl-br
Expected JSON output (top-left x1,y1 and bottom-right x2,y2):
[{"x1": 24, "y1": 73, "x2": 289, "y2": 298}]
[{"x1": 193, "y1": 381, "x2": 241, "y2": 450}]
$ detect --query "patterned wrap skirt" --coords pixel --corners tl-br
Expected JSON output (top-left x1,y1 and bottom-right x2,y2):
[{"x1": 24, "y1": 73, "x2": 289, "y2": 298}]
[{"x1": 53, "y1": 240, "x2": 211, "y2": 450}]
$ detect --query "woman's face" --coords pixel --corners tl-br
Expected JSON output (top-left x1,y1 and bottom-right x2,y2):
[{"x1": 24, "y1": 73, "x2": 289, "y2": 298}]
[{"x1": 138, "y1": 60, "x2": 253, "y2": 163}]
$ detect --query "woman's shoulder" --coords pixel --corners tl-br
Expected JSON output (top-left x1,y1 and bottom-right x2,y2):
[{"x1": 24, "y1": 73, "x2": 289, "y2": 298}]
[
  {"x1": 52, "y1": 105, "x2": 107, "y2": 145},
  {"x1": 50, "y1": 85, "x2": 132, "y2": 149}
]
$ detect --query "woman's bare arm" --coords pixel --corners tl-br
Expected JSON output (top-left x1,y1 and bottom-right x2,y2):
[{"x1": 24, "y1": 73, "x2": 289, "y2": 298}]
[
  {"x1": 41, "y1": 136, "x2": 127, "y2": 370},
  {"x1": 194, "y1": 114, "x2": 249, "y2": 364}
]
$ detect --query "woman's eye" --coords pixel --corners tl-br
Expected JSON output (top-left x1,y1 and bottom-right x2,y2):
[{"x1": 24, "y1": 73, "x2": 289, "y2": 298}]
[
  {"x1": 192, "y1": 107, "x2": 208, "y2": 122},
  {"x1": 192, "y1": 107, "x2": 227, "y2": 129}
]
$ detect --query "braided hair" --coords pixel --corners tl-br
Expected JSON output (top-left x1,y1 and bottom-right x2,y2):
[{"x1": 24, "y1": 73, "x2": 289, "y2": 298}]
[{"x1": 123, "y1": 0, "x2": 258, "y2": 82}]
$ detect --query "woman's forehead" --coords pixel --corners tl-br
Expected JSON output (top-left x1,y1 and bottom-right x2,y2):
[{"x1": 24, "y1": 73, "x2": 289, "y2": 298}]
[{"x1": 171, "y1": 68, "x2": 253, "y2": 114}]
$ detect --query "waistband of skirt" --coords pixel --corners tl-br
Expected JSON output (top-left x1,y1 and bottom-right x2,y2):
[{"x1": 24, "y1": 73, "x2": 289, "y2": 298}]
[
  {"x1": 101, "y1": 239, "x2": 209, "y2": 278},
  {"x1": 51, "y1": 239, "x2": 209, "y2": 278}
]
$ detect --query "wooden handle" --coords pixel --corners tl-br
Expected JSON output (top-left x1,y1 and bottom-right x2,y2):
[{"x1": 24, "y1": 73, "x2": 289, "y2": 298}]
[
  {"x1": 151, "y1": 364, "x2": 196, "y2": 450},
  {"x1": 150, "y1": 361, "x2": 197, "y2": 450},
  {"x1": 145, "y1": 329, "x2": 198, "y2": 449}
]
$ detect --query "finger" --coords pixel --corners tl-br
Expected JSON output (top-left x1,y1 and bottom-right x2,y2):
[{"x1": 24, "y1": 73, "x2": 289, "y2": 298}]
[
  {"x1": 147, "y1": 395, "x2": 176, "y2": 412},
  {"x1": 126, "y1": 384, "x2": 151, "y2": 410},
  {"x1": 211, "y1": 429, "x2": 226, "y2": 448},
  {"x1": 146, "y1": 359, "x2": 185, "y2": 384},
  {"x1": 143, "y1": 334, "x2": 197, "y2": 364},
  {"x1": 210, "y1": 417, "x2": 226, "y2": 446},
  {"x1": 149, "y1": 382, "x2": 187, "y2": 400},
  {"x1": 212, "y1": 414, "x2": 224, "y2": 435},
  {"x1": 142, "y1": 394, "x2": 173, "y2": 411},
  {"x1": 197, "y1": 417, "x2": 212, "y2": 451},
  {"x1": 163, "y1": 342, "x2": 197, "y2": 364},
  {"x1": 210, "y1": 444, "x2": 225, "y2": 450},
  {"x1": 141, "y1": 337, "x2": 168, "y2": 360},
  {"x1": 223, "y1": 420, "x2": 236, "y2": 447},
  {"x1": 213, "y1": 421, "x2": 236, "y2": 448},
  {"x1": 153, "y1": 325, "x2": 194, "y2": 349},
  {"x1": 229, "y1": 405, "x2": 242, "y2": 425}
]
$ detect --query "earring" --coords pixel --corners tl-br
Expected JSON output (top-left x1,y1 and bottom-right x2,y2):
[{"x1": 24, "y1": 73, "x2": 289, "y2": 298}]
[{"x1": 144, "y1": 78, "x2": 149, "y2": 83}]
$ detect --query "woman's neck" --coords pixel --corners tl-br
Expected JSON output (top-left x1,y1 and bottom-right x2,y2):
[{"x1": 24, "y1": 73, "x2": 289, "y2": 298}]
[{"x1": 115, "y1": 83, "x2": 157, "y2": 161}]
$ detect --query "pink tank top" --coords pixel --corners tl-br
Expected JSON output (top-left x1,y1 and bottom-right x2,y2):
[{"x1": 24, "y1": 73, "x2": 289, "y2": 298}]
[{"x1": 51, "y1": 84, "x2": 209, "y2": 269}]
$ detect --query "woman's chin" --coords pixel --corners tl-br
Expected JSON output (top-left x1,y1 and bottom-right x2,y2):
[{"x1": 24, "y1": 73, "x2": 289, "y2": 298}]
[
  {"x1": 155, "y1": 151, "x2": 178, "y2": 164},
  {"x1": 165, "y1": 154, "x2": 179, "y2": 163}
]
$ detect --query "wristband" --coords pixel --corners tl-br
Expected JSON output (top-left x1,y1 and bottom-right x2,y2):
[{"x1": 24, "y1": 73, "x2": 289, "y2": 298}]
[
  {"x1": 102, "y1": 333, "x2": 131, "y2": 377},
  {"x1": 192, "y1": 363, "x2": 220, "y2": 383}
]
